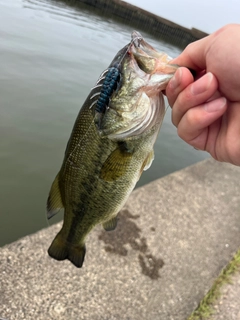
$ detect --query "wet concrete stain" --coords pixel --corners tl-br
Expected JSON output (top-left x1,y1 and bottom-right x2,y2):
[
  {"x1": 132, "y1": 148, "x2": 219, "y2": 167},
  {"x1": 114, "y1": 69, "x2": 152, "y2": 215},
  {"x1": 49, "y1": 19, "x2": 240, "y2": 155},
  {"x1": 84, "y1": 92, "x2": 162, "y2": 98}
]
[{"x1": 98, "y1": 209, "x2": 164, "y2": 280}]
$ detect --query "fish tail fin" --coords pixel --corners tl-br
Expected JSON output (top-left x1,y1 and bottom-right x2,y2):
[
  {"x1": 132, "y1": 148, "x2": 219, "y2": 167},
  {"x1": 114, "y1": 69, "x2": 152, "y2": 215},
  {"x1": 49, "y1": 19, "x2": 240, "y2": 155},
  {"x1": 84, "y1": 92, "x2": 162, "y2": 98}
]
[
  {"x1": 48, "y1": 233, "x2": 86, "y2": 268},
  {"x1": 68, "y1": 245, "x2": 86, "y2": 268},
  {"x1": 48, "y1": 233, "x2": 68, "y2": 261}
]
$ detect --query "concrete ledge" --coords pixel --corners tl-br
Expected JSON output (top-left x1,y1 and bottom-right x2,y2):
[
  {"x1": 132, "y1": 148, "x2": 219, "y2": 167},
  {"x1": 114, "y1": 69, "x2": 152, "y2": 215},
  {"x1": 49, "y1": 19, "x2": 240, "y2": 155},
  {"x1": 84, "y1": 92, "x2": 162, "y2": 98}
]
[
  {"x1": 189, "y1": 248, "x2": 240, "y2": 320},
  {"x1": 59, "y1": 0, "x2": 208, "y2": 47},
  {"x1": 210, "y1": 267, "x2": 240, "y2": 320},
  {"x1": 1, "y1": 159, "x2": 240, "y2": 319}
]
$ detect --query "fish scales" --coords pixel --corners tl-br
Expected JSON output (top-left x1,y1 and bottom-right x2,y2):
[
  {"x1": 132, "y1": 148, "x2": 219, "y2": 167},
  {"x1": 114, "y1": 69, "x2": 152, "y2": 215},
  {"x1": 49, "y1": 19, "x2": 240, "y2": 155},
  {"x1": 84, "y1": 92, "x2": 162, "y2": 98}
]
[{"x1": 47, "y1": 32, "x2": 178, "y2": 268}]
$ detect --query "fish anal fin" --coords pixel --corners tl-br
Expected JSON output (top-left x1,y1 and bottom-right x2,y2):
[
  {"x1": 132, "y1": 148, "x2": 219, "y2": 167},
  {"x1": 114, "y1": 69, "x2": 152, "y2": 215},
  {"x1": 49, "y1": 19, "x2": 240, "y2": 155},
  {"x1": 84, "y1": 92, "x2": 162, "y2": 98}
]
[
  {"x1": 100, "y1": 148, "x2": 132, "y2": 182},
  {"x1": 102, "y1": 216, "x2": 118, "y2": 231},
  {"x1": 47, "y1": 173, "x2": 64, "y2": 219},
  {"x1": 48, "y1": 233, "x2": 86, "y2": 268}
]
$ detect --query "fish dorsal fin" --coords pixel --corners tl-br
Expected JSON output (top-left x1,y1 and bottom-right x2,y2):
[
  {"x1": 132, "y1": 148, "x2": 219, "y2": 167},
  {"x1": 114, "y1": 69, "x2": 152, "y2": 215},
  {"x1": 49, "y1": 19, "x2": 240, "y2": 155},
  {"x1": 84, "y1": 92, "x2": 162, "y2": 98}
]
[
  {"x1": 100, "y1": 146, "x2": 133, "y2": 182},
  {"x1": 46, "y1": 173, "x2": 64, "y2": 219}
]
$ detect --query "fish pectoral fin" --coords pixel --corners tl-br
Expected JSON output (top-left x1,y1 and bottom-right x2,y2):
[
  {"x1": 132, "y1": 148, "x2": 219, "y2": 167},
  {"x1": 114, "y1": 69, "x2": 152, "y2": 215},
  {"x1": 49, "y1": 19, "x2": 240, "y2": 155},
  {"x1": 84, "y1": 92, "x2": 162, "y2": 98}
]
[
  {"x1": 142, "y1": 150, "x2": 154, "y2": 171},
  {"x1": 46, "y1": 173, "x2": 64, "y2": 219},
  {"x1": 100, "y1": 148, "x2": 132, "y2": 182},
  {"x1": 102, "y1": 216, "x2": 118, "y2": 231},
  {"x1": 138, "y1": 150, "x2": 155, "y2": 180}
]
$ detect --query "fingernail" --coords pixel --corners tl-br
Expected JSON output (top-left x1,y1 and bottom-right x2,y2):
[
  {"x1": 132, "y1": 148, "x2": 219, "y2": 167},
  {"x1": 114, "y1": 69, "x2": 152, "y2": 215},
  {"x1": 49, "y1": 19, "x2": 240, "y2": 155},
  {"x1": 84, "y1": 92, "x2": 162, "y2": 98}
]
[
  {"x1": 169, "y1": 68, "x2": 182, "y2": 90},
  {"x1": 191, "y1": 72, "x2": 213, "y2": 95},
  {"x1": 204, "y1": 97, "x2": 227, "y2": 112}
]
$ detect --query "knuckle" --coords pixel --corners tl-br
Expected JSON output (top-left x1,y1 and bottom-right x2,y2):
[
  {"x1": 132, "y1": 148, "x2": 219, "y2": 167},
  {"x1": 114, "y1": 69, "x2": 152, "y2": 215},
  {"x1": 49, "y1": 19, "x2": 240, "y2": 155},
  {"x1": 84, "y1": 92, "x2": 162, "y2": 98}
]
[
  {"x1": 177, "y1": 108, "x2": 201, "y2": 141},
  {"x1": 176, "y1": 89, "x2": 193, "y2": 112},
  {"x1": 185, "y1": 42, "x2": 194, "y2": 52},
  {"x1": 185, "y1": 108, "x2": 200, "y2": 125}
]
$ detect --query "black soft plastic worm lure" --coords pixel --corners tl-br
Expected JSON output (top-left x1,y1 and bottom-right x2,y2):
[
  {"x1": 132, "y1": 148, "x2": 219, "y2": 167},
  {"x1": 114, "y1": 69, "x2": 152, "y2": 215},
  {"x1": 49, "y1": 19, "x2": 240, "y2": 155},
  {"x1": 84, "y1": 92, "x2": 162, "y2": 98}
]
[
  {"x1": 89, "y1": 34, "x2": 143, "y2": 129},
  {"x1": 94, "y1": 66, "x2": 120, "y2": 113},
  {"x1": 89, "y1": 65, "x2": 121, "y2": 129}
]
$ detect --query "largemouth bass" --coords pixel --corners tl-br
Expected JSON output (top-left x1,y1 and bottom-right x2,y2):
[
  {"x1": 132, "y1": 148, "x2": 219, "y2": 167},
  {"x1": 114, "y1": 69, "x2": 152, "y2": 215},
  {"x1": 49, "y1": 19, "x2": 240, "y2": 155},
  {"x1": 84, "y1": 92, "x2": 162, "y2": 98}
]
[{"x1": 47, "y1": 31, "x2": 178, "y2": 268}]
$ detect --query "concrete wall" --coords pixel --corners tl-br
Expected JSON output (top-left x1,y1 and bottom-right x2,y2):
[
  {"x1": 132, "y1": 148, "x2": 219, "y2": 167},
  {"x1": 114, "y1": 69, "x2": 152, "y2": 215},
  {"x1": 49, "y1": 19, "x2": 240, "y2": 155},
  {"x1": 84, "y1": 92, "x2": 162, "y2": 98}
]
[{"x1": 61, "y1": 0, "x2": 208, "y2": 47}]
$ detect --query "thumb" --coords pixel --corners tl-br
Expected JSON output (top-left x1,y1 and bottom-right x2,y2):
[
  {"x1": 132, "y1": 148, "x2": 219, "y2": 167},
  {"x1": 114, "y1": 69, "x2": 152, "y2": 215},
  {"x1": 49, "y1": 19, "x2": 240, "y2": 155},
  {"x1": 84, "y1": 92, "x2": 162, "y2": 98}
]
[{"x1": 170, "y1": 35, "x2": 211, "y2": 71}]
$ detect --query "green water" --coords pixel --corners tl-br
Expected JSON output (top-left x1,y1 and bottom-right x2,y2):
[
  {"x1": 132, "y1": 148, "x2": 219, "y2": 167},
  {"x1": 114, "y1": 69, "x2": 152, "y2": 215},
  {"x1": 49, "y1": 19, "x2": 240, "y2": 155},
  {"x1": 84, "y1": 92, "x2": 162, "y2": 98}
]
[{"x1": 0, "y1": 0, "x2": 209, "y2": 246}]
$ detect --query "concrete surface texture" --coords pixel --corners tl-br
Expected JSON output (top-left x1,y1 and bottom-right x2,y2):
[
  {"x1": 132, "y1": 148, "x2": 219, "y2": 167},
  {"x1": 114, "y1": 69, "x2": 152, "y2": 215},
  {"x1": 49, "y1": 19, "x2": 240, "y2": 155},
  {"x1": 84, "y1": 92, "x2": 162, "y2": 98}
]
[
  {"x1": 1, "y1": 158, "x2": 240, "y2": 320},
  {"x1": 210, "y1": 271, "x2": 240, "y2": 320}
]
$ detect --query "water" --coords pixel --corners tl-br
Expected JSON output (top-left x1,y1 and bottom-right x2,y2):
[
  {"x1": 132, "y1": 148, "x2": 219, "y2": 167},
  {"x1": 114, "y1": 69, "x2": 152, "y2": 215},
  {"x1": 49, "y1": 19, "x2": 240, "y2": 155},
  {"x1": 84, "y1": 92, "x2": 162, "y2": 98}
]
[{"x1": 0, "y1": 0, "x2": 209, "y2": 246}]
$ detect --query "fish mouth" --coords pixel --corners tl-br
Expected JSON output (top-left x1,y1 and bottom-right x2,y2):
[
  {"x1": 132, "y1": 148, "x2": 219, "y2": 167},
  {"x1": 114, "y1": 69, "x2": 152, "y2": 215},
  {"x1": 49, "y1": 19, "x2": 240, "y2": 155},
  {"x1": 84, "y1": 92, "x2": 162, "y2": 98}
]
[
  {"x1": 129, "y1": 31, "x2": 177, "y2": 76},
  {"x1": 108, "y1": 32, "x2": 168, "y2": 75},
  {"x1": 95, "y1": 32, "x2": 178, "y2": 140},
  {"x1": 107, "y1": 31, "x2": 178, "y2": 94}
]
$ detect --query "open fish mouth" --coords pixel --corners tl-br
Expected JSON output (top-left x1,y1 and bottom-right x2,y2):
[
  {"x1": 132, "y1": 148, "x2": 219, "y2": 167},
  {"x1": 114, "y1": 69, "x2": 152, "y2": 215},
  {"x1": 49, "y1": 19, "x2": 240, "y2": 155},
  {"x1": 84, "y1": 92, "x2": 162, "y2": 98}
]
[
  {"x1": 130, "y1": 31, "x2": 177, "y2": 75},
  {"x1": 90, "y1": 31, "x2": 178, "y2": 140}
]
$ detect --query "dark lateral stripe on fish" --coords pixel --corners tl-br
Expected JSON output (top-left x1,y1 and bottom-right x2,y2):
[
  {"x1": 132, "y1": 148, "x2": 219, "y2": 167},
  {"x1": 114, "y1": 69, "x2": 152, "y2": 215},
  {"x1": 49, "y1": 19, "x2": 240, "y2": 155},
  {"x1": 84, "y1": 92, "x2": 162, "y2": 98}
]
[{"x1": 66, "y1": 175, "x2": 99, "y2": 243}]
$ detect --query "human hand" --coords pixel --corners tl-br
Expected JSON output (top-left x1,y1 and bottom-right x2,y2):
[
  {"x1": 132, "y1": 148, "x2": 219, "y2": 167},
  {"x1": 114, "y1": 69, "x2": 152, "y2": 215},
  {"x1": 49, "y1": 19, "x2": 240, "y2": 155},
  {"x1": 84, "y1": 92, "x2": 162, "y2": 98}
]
[{"x1": 166, "y1": 24, "x2": 240, "y2": 166}]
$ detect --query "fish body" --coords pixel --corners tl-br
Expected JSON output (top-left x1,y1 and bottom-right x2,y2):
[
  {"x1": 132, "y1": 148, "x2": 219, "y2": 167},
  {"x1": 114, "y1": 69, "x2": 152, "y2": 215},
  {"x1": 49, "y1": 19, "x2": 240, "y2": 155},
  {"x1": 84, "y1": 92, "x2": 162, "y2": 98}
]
[{"x1": 47, "y1": 32, "x2": 178, "y2": 268}]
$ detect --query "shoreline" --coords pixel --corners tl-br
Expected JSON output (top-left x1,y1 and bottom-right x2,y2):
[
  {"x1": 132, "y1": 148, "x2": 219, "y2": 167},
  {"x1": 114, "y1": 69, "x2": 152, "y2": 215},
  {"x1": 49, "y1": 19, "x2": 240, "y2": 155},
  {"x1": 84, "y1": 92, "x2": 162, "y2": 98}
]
[{"x1": 61, "y1": 0, "x2": 208, "y2": 47}]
